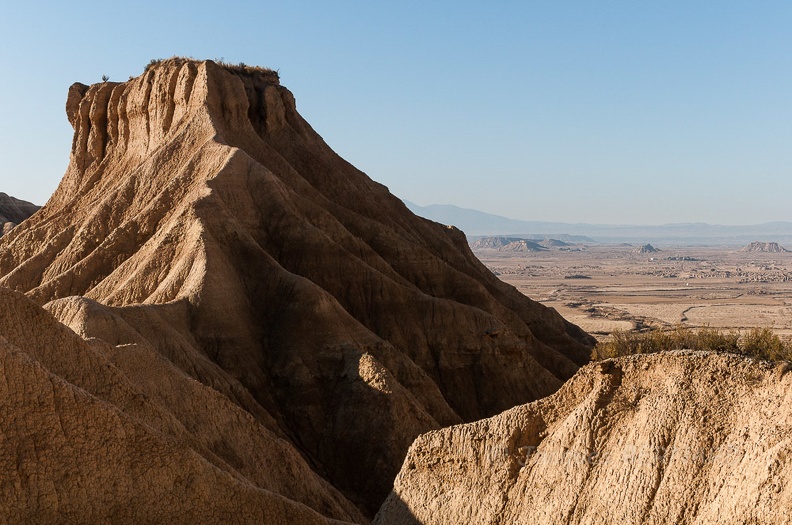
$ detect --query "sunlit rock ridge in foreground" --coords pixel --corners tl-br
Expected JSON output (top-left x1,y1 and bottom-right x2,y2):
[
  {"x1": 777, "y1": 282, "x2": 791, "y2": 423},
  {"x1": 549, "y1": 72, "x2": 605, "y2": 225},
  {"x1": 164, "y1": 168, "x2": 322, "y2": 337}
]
[
  {"x1": 0, "y1": 58, "x2": 593, "y2": 522},
  {"x1": 377, "y1": 352, "x2": 792, "y2": 524}
]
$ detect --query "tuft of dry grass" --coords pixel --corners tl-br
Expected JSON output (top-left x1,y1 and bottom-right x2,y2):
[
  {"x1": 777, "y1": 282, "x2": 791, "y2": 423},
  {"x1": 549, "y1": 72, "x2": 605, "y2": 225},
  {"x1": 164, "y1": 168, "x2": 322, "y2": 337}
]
[{"x1": 592, "y1": 325, "x2": 792, "y2": 363}]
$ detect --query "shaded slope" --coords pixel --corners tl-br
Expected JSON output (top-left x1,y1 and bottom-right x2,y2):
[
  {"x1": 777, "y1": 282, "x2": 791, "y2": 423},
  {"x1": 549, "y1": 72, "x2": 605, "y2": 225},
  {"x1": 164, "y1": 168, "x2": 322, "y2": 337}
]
[
  {"x1": 377, "y1": 351, "x2": 792, "y2": 524},
  {"x1": 0, "y1": 58, "x2": 593, "y2": 515},
  {"x1": 0, "y1": 286, "x2": 363, "y2": 524},
  {"x1": 0, "y1": 192, "x2": 39, "y2": 236}
]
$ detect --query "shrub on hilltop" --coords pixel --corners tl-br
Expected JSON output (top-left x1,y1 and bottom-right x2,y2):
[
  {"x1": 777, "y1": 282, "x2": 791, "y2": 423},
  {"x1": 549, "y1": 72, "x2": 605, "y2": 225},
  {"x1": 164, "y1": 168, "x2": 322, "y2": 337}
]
[
  {"x1": 593, "y1": 325, "x2": 792, "y2": 362},
  {"x1": 143, "y1": 57, "x2": 278, "y2": 80}
]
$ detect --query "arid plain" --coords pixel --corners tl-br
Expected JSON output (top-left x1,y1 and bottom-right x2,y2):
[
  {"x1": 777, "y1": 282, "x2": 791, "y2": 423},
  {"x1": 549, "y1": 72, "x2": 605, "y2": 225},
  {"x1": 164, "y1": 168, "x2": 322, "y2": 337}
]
[{"x1": 474, "y1": 242, "x2": 792, "y2": 341}]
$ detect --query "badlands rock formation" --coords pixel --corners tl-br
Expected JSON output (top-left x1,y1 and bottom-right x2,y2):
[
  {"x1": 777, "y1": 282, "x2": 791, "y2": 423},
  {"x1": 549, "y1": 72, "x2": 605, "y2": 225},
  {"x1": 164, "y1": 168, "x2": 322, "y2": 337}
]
[
  {"x1": 632, "y1": 243, "x2": 659, "y2": 254},
  {"x1": 0, "y1": 58, "x2": 593, "y2": 518},
  {"x1": 499, "y1": 239, "x2": 549, "y2": 252},
  {"x1": 741, "y1": 241, "x2": 789, "y2": 253},
  {"x1": 377, "y1": 351, "x2": 792, "y2": 524},
  {"x1": 540, "y1": 238, "x2": 571, "y2": 248},
  {"x1": 0, "y1": 192, "x2": 39, "y2": 236},
  {"x1": 469, "y1": 236, "x2": 522, "y2": 250},
  {"x1": 469, "y1": 236, "x2": 548, "y2": 252}
]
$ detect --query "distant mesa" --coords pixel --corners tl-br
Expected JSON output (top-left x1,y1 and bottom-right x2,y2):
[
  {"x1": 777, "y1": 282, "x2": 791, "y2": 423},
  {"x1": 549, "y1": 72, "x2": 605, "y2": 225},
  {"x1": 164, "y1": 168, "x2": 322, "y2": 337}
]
[
  {"x1": 0, "y1": 192, "x2": 39, "y2": 237},
  {"x1": 540, "y1": 238, "x2": 571, "y2": 248},
  {"x1": 470, "y1": 236, "x2": 580, "y2": 252},
  {"x1": 469, "y1": 236, "x2": 547, "y2": 251},
  {"x1": 542, "y1": 234, "x2": 594, "y2": 244},
  {"x1": 468, "y1": 236, "x2": 519, "y2": 250},
  {"x1": 499, "y1": 239, "x2": 548, "y2": 252},
  {"x1": 740, "y1": 241, "x2": 789, "y2": 253},
  {"x1": 632, "y1": 243, "x2": 660, "y2": 254}
]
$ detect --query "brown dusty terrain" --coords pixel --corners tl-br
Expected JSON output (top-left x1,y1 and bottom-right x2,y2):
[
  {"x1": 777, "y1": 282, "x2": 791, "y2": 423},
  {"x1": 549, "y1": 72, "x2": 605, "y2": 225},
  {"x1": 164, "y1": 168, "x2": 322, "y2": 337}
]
[
  {"x1": 474, "y1": 244, "x2": 792, "y2": 340},
  {"x1": 0, "y1": 58, "x2": 593, "y2": 521},
  {"x1": 377, "y1": 351, "x2": 792, "y2": 524}
]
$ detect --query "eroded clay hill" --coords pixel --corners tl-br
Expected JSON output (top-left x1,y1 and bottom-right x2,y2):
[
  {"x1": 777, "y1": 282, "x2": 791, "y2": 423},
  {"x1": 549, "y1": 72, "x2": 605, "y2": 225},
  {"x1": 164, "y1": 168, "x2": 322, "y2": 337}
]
[
  {"x1": 0, "y1": 192, "x2": 39, "y2": 236},
  {"x1": 377, "y1": 351, "x2": 792, "y2": 525},
  {"x1": 632, "y1": 243, "x2": 659, "y2": 254},
  {"x1": 0, "y1": 58, "x2": 593, "y2": 518},
  {"x1": 741, "y1": 241, "x2": 789, "y2": 253},
  {"x1": 469, "y1": 236, "x2": 548, "y2": 252}
]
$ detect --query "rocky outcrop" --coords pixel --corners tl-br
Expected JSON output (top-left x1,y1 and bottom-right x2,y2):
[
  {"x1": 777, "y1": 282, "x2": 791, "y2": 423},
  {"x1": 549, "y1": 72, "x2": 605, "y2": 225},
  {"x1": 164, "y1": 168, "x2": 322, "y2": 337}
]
[
  {"x1": 0, "y1": 58, "x2": 594, "y2": 518},
  {"x1": 540, "y1": 238, "x2": 571, "y2": 248},
  {"x1": 741, "y1": 241, "x2": 789, "y2": 253},
  {"x1": 376, "y1": 351, "x2": 792, "y2": 524},
  {"x1": 469, "y1": 236, "x2": 521, "y2": 250},
  {"x1": 632, "y1": 243, "x2": 659, "y2": 254},
  {"x1": 469, "y1": 236, "x2": 548, "y2": 252},
  {"x1": 0, "y1": 192, "x2": 39, "y2": 236},
  {"x1": 500, "y1": 239, "x2": 548, "y2": 252}
]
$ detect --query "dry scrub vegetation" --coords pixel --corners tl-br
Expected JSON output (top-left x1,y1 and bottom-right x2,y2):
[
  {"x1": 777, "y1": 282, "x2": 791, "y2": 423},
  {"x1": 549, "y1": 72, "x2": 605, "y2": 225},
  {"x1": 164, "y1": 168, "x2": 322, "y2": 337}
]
[
  {"x1": 593, "y1": 325, "x2": 792, "y2": 362},
  {"x1": 144, "y1": 57, "x2": 279, "y2": 79}
]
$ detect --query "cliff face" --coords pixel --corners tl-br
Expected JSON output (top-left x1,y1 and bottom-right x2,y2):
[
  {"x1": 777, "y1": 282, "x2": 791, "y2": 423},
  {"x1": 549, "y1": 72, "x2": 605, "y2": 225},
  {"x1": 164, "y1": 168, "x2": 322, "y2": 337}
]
[
  {"x1": 0, "y1": 58, "x2": 593, "y2": 517},
  {"x1": 0, "y1": 192, "x2": 39, "y2": 236},
  {"x1": 376, "y1": 351, "x2": 792, "y2": 525}
]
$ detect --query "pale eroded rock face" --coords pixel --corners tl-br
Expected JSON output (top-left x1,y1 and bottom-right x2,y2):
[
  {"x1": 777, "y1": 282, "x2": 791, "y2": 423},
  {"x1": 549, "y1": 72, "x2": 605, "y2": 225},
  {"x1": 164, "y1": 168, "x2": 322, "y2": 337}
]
[
  {"x1": 376, "y1": 351, "x2": 792, "y2": 525},
  {"x1": 0, "y1": 58, "x2": 594, "y2": 518}
]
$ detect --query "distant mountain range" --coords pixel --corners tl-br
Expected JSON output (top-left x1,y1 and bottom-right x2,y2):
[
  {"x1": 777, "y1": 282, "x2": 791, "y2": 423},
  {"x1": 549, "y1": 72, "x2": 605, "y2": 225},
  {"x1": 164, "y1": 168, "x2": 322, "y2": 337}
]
[{"x1": 404, "y1": 201, "x2": 792, "y2": 246}]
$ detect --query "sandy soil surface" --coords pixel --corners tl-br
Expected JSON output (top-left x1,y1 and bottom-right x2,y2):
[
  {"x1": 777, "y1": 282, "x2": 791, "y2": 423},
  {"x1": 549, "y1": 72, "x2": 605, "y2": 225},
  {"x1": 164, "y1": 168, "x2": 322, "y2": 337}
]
[{"x1": 474, "y1": 244, "x2": 792, "y2": 340}]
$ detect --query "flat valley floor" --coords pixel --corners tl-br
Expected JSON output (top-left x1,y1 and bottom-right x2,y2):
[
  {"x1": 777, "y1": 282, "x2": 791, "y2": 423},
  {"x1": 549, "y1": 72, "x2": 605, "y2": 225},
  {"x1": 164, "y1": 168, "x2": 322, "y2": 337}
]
[{"x1": 474, "y1": 245, "x2": 792, "y2": 341}]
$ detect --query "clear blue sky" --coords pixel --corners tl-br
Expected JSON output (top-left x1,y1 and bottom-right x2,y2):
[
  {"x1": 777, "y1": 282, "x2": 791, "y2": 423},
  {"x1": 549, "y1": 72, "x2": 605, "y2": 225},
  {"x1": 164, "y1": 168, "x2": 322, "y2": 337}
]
[{"x1": 1, "y1": 1, "x2": 790, "y2": 225}]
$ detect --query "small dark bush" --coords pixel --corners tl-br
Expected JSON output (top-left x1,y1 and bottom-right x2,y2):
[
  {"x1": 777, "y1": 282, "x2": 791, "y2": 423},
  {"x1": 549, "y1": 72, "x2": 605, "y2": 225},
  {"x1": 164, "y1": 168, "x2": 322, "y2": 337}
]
[
  {"x1": 145, "y1": 58, "x2": 164, "y2": 72},
  {"x1": 741, "y1": 327, "x2": 791, "y2": 361}
]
